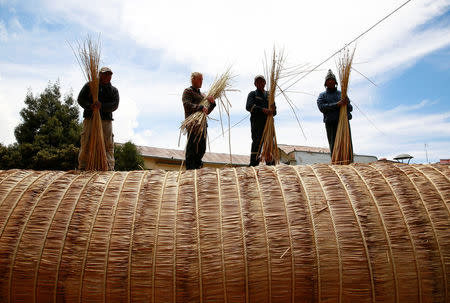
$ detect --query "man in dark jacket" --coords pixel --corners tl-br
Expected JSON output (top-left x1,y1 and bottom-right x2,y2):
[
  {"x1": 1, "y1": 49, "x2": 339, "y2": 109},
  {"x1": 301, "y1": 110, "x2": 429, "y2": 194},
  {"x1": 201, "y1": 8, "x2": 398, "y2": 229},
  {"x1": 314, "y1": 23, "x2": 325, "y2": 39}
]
[
  {"x1": 317, "y1": 69, "x2": 353, "y2": 157},
  {"x1": 246, "y1": 75, "x2": 276, "y2": 166},
  {"x1": 77, "y1": 66, "x2": 119, "y2": 170},
  {"x1": 182, "y1": 72, "x2": 216, "y2": 170}
]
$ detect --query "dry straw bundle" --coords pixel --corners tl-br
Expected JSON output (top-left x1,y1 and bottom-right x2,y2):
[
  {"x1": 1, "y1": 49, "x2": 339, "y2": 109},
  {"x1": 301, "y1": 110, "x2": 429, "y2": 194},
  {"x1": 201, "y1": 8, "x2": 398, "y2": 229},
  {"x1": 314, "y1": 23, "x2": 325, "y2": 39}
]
[
  {"x1": 72, "y1": 36, "x2": 108, "y2": 171},
  {"x1": 180, "y1": 68, "x2": 234, "y2": 144},
  {"x1": 258, "y1": 48, "x2": 307, "y2": 165},
  {"x1": 332, "y1": 46, "x2": 355, "y2": 165},
  {"x1": 259, "y1": 49, "x2": 285, "y2": 164},
  {"x1": 0, "y1": 162, "x2": 449, "y2": 302}
]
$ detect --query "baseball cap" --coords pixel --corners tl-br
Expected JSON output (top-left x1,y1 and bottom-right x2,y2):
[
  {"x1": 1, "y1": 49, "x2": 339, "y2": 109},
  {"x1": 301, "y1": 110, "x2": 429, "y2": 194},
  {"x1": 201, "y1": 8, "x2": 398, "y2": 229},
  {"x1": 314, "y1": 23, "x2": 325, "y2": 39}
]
[
  {"x1": 99, "y1": 67, "x2": 113, "y2": 74},
  {"x1": 254, "y1": 75, "x2": 265, "y2": 81}
]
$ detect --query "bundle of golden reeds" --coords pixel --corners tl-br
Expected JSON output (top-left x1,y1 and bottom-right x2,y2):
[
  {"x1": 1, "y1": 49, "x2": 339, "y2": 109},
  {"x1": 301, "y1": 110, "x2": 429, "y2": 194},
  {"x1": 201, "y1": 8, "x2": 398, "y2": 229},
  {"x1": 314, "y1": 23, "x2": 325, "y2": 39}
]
[
  {"x1": 332, "y1": 47, "x2": 355, "y2": 165},
  {"x1": 259, "y1": 49, "x2": 285, "y2": 164},
  {"x1": 72, "y1": 36, "x2": 108, "y2": 171},
  {"x1": 180, "y1": 68, "x2": 233, "y2": 144}
]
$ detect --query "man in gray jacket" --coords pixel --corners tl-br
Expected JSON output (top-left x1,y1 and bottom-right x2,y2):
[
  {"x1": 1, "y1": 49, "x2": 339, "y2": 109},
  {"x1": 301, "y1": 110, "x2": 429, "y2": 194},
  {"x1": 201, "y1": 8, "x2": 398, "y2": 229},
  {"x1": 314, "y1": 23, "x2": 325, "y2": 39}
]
[
  {"x1": 317, "y1": 69, "x2": 352, "y2": 157},
  {"x1": 182, "y1": 72, "x2": 216, "y2": 170}
]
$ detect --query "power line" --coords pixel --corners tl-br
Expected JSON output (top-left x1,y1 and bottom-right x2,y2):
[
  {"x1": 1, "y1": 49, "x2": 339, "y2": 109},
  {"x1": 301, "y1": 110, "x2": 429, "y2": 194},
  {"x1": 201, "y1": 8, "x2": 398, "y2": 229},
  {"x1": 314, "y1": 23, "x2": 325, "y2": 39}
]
[
  {"x1": 210, "y1": 114, "x2": 249, "y2": 143},
  {"x1": 282, "y1": 0, "x2": 413, "y2": 92},
  {"x1": 351, "y1": 66, "x2": 378, "y2": 87}
]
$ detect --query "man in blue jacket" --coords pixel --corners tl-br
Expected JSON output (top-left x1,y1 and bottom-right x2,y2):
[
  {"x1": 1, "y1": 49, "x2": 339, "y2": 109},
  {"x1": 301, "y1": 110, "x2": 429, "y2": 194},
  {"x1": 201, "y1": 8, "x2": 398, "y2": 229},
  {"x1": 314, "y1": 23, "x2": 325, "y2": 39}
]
[
  {"x1": 317, "y1": 69, "x2": 352, "y2": 158},
  {"x1": 246, "y1": 75, "x2": 276, "y2": 166},
  {"x1": 77, "y1": 67, "x2": 119, "y2": 170}
]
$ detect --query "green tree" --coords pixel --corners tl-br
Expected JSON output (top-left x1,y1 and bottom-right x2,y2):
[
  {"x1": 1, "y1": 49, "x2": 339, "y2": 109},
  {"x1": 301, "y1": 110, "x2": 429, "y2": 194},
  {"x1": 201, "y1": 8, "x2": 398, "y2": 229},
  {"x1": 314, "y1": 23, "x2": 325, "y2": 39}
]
[
  {"x1": 0, "y1": 81, "x2": 82, "y2": 170},
  {"x1": 0, "y1": 143, "x2": 21, "y2": 169},
  {"x1": 114, "y1": 141, "x2": 144, "y2": 171}
]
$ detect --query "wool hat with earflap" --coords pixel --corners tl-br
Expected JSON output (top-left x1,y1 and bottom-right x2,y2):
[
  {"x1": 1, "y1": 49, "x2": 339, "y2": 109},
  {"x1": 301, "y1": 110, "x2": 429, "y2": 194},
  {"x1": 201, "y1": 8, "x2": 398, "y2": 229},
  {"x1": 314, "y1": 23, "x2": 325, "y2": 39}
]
[{"x1": 324, "y1": 69, "x2": 337, "y2": 86}]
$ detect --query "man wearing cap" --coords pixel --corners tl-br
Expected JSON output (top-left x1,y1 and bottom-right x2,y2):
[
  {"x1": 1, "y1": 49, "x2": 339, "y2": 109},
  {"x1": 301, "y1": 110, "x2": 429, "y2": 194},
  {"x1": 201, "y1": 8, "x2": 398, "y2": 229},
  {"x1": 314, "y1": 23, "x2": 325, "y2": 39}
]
[
  {"x1": 77, "y1": 66, "x2": 119, "y2": 170},
  {"x1": 317, "y1": 69, "x2": 353, "y2": 158},
  {"x1": 246, "y1": 75, "x2": 276, "y2": 166},
  {"x1": 182, "y1": 72, "x2": 216, "y2": 170}
]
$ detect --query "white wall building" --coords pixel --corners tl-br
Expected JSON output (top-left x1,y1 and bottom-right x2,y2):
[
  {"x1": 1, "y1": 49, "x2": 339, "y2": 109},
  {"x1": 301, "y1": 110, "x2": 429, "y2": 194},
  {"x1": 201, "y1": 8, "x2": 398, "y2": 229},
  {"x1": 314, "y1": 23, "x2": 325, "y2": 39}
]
[{"x1": 278, "y1": 144, "x2": 377, "y2": 165}]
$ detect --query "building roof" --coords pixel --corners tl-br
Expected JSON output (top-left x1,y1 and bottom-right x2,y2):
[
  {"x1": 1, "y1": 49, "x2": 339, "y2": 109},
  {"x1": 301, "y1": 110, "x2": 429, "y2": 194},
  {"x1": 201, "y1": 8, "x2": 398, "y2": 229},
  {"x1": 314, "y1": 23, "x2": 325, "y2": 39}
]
[
  {"x1": 278, "y1": 143, "x2": 378, "y2": 160},
  {"x1": 278, "y1": 144, "x2": 330, "y2": 154},
  {"x1": 394, "y1": 154, "x2": 414, "y2": 160},
  {"x1": 136, "y1": 145, "x2": 250, "y2": 165}
]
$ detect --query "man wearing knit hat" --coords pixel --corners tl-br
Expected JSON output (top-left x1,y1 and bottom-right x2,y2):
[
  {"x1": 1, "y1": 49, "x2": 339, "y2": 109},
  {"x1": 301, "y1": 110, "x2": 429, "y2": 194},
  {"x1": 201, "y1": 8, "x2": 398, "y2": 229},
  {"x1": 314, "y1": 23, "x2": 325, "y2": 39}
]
[
  {"x1": 246, "y1": 75, "x2": 276, "y2": 166},
  {"x1": 317, "y1": 69, "x2": 353, "y2": 158}
]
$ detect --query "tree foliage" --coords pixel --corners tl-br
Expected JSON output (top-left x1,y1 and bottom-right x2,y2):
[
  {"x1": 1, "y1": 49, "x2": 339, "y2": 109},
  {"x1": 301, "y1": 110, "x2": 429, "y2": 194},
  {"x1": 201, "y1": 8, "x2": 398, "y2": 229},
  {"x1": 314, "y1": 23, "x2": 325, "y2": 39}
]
[
  {"x1": 0, "y1": 81, "x2": 82, "y2": 170},
  {"x1": 114, "y1": 141, "x2": 144, "y2": 171},
  {"x1": 0, "y1": 143, "x2": 21, "y2": 169}
]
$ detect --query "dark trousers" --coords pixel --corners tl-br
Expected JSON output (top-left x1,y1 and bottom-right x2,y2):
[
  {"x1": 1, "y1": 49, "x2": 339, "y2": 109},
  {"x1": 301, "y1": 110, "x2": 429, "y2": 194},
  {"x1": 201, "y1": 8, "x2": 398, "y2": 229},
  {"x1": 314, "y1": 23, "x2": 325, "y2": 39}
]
[
  {"x1": 325, "y1": 121, "x2": 339, "y2": 158},
  {"x1": 250, "y1": 120, "x2": 274, "y2": 166},
  {"x1": 325, "y1": 121, "x2": 353, "y2": 158},
  {"x1": 186, "y1": 131, "x2": 206, "y2": 170}
]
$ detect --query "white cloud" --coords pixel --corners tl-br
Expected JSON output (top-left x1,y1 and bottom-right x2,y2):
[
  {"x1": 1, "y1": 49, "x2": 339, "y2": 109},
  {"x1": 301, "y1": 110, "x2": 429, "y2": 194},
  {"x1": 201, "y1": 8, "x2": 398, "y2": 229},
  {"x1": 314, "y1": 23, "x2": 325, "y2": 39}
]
[
  {"x1": 0, "y1": 0, "x2": 449, "y2": 164},
  {"x1": 0, "y1": 20, "x2": 7, "y2": 42}
]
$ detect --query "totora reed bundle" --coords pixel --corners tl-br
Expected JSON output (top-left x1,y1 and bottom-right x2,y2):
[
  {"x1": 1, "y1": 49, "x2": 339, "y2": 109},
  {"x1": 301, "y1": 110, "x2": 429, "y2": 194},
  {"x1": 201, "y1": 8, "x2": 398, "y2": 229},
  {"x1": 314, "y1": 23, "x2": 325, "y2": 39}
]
[
  {"x1": 72, "y1": 36, "x2": 108, "y2": 171},
  {"x1": 332, "y1": 47, "x2": 355, "y2": 165},
  {"x1": 0, "y1": 162, "x2": 449, "y2": 302},
  {"x1": 259, "y1": 48, "x2": 284, "y2": 164},
  {"x1": 180, "y1": 68, "x2": 233, "y2": 144}
]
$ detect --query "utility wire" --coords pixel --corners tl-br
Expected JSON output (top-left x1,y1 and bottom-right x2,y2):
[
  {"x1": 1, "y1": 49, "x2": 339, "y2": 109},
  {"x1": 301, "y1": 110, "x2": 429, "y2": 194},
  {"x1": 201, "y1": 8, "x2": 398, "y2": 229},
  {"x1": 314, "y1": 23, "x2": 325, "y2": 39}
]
[
  {"x1": 351, "y1": 66, "x2": 378, "y2": 87},
  {"x1": 281, "y1": 0, "x2": 413, "y2": 92}
]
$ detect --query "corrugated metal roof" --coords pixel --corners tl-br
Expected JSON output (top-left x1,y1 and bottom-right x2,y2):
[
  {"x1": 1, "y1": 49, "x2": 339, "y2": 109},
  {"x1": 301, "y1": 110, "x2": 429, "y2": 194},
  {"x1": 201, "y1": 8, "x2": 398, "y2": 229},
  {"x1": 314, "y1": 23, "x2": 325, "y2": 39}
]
[{"x1": 136, "y1": 145, "x2": 250, "y2": 165}]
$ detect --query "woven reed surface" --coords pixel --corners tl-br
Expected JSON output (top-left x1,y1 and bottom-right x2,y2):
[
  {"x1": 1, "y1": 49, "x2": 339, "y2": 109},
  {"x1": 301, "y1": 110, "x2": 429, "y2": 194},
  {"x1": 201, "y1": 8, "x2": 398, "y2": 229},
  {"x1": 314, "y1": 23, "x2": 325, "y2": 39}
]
[{"x1": 0, "y1": 162, "x2": 448, "y2": 303}]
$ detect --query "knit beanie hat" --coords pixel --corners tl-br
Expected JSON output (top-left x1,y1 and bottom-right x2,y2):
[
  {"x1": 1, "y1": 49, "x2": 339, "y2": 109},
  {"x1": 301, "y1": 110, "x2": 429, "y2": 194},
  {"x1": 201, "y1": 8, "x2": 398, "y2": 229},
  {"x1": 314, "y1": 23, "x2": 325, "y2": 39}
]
[{"x1": 324, "y1": 69, "x2": 337, "y2": 85}]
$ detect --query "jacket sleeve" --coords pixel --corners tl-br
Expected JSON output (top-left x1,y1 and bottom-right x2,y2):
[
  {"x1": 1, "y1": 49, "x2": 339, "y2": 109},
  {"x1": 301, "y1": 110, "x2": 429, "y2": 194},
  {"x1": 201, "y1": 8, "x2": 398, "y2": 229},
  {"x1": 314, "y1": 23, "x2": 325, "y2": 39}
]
[
  {"x1": 347, "y1": 97, "x2": 353, "y2": 112},
  {"x1": 207, "y1": 99, "x2": 216, "y2": 114},
  {"x1": 317, "y1": 92, "x2": 338, "y2": 113},
  {"x1": 77, "y1": 83, "x2": 92, "y2": 109},
  {"x1": 246, "y1": 91, "x2": 264, "y2": 113},
  {"x1": 101, "y1": 87, "x2": 120, "y2": 113},
  {"x1": 272, "y1": 101, "x2": 277, "y2": 117},
  {"x1": 182, "y1": 89, "x2": 204, "y2": 113}
]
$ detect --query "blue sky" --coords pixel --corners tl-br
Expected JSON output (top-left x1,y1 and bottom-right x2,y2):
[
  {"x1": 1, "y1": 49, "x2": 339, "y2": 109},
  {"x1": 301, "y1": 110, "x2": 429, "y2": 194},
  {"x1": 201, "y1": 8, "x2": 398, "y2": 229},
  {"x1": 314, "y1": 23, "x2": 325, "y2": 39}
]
[{"x1": 0, "y1": 0, "x2": 449, "y2": 164}]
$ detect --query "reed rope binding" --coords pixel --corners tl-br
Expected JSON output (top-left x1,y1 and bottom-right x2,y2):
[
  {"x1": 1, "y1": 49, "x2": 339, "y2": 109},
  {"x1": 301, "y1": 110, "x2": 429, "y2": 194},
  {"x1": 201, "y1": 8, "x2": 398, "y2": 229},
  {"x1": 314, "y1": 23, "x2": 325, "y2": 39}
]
[
  {"x1": 310, "y1": 165, "x2": 343, "y2": 303},
  {"x1": 251, "y1": 167, "x2": 272, "y2": 302},
  {"x1": 233, "y1": 167, "x2": 249, "y2": 303},
  {"x1": 79, "y1": 172, "x2": 116, "y2": 302},
  {"x1": 216, "y1": 168, "x2": 228, "y2": 303},
  {"x1": 273, "y1": 166, "x2": 295, "y2": 302},
  {"x1": 53, "y1": 172, "x2": 99, "y2": 302},
  {"x1": 395, "y1": 164, "x2": 448, "y2": 301},
  {"x1": 151, "y1": 172, "x2": 168, "y2": 303},
  {"x1": 128, "y1": 171, "x2": 148, "y2": 302},
  {"x1": 370, "y1": 164, "x2": 423, "y2": 303},
  {"x1": 9, "y1": 171, "x2": 64, "y2": 302},
  {"x1": 331, "y1": 166, "x2": 375, "y2": 302},
  {"x1": 103, "y1": 172, "x2": 130, "y2": 302},
  {"x1": 0, "y1": 171, "x2": 42, "y2": 237},
  {"x1": 349, "y1": 165, "x2": 399, "y2": 303},
  {"x1": 292, "y1": 166, "x2": 322, "y2": 302},
  {"x1": 172, "y1": 172, "x2": 180, "y2": 303},
  {"x1": 34, "y1": 173, "x2": 83, "y2": 303}
]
